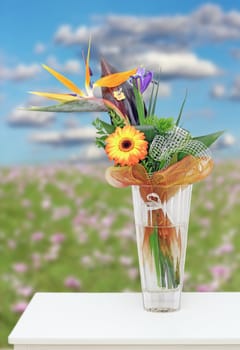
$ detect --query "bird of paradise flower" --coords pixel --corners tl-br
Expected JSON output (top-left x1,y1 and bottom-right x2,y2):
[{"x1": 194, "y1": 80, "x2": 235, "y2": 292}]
[{"x1": 29, "y1": 40, "x2": 137, "y2": 123}]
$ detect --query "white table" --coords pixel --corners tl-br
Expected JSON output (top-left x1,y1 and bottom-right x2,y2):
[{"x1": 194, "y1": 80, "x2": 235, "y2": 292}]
[{"x1": 8, "y1": 292, "x2": 240, "y2": 350}]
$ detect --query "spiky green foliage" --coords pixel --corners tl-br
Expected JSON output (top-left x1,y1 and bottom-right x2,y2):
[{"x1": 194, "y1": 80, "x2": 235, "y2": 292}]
[
  {"x1": 110, "y1": 112, "x2": 126, "y2": 129},
  {"x1": 176, "y1": 90, "x2": 188, "y2": 126},
  {"x1": 92, "y1": 118, "x2": 114, "y2": 148},
  {"x1": 92, "y1": 114, "x2": 125, "y2": 149},
  {"x1": 143, "y1": 116, "x2": 175, "y2": 134},
  {"x1": 147, "y1": 80, "x2": 160, "y2": 117}
]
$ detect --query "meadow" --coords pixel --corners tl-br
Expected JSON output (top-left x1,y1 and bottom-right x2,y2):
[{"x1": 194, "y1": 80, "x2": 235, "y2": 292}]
[{"x1": 0, "y1": 160, "x2": 240, "y2": 347}]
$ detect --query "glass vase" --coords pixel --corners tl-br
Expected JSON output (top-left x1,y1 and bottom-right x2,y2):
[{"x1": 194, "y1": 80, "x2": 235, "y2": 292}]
[{"x1": 132, "y1": 184, "x2": 192, "y2": 312}]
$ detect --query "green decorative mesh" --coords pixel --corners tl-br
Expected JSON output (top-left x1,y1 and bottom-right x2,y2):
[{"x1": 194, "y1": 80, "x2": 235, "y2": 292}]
[
  {"x1": 149, "y1": 126, "x2": 211, "y2": 167},
  {"x1": 181, "y1": 140, "x2": 211, "y2": 158},
  {"x1": 149, "y1": 126, "x2": 190, "y2": 161}
]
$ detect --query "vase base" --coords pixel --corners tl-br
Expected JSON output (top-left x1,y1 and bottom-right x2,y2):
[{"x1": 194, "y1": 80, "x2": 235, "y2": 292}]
[{"x1": 142, "y1": 289, "x2": 181, "y2": 312}]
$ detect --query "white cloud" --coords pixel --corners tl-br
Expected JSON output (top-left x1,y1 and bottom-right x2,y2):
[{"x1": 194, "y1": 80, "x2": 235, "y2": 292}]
[
  {"x1": 30, "y1": 127, "x2": 96, "y2": 146},
  {"x1": 210, "y1": 77, "x2": 240, "y2": 101},
  {"x1": 45, "y1": 55, "x2": 81, "y2": 74},
  {"x1": 131, "y1": 51, "x2": 220, "y2": 79},
  {"x1": 54, "y1": 25, "x2": 74, "y2": 45},
  {"x1": 223, "y1": 133, "x2": 237, "y2": 146},
  {"x1": 0, "y1": 65, "x2": 9, "y2": 80},
  {"x1": 7, "y1": 107, "x2": 55, "y2": 127},
  {"x1": 212, "y1": 133, "x2": 237, "y2": 150},
  {"x1": 54, "y1": 4, "x2": 240, "y2": 46},
  {"x1": 10, "y1": 64, "x2": 40, "y2": 81},
  {"x1": 0, "y1": 63, "x2": 40, "y2": 82},
  {"x1": 143, "y1": 82, "x2": 171, "y2": 99},
  {"x1": 27, "y1": 94, "x2": 49, "y2": 105},
  {"x1": 190, "y1": 5, "x2": 240, "y2": 41},
  {"x1": 210, "y1": 84, "x2": 226, "y2": 98},
  {"x1": 34, "y1": 42, "x2": 46, "y2": 54},
  {"x1": 69, "y1": 144, "x2": 106, "y2": 162},
  {"x1": 0, "y1": 56, "x2": 81, "y2": 83},
  {"x1": 54, "y1": 25, "x2": 90, "y2": 45},
  {"x1": 52, "y1": 4, "x2": 228, "y2": 80},
  {"x1": 63, "y1": 116, "x2": 80, "y2": 129},
  {"x1": 230, "y1": 76, "x2": 240, "y2": 100},
  {"x1": 63, "y1": 59, "x2": 81, "y2": 74}
]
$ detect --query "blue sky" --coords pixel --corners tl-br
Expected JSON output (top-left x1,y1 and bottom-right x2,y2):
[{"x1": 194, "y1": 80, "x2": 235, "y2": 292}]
[{"x1": 1, "y1": 0, "x2": 240, "y2": 165}]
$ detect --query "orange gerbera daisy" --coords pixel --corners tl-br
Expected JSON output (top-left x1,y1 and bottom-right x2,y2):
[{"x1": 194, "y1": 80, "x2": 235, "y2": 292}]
[{"x1": 105, "y1": 126, "x2": 148, "y2": 166}]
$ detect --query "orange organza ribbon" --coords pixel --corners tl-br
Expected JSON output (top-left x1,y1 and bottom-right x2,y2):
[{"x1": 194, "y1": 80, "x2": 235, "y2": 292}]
[{"x1": 105, "y1": 155, "x2": 214, "y2": 190}]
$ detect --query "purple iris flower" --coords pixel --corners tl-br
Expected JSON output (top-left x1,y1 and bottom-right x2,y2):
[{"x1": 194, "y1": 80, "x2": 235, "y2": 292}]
[{"x1": 133, "y1": 68, "x2": 153, "y2": 93}]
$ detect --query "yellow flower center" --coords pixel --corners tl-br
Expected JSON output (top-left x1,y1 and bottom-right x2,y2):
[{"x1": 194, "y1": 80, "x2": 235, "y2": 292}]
[
  {"x1": 119, "y1": 138, "x2": 134, "y2": 152},
  {"x1": 105, "y1": 125, "x2": 148, "y2": 166}
]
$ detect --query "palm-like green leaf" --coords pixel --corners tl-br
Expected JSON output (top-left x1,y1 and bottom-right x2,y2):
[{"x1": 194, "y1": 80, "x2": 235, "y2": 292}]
[
  {"x1": 193, "y1": 130, "x2": 224, "y2": 147},
  {"x1": 28, "y1": 98, "x2": 108, "y2": 113}
]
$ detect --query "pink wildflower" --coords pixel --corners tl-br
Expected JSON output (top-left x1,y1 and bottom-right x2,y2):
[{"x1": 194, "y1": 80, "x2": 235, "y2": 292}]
[
  {"x1": 127, "y1": 267, "x2": 139, "y2": 280},
  {"x1": 11, "y1": 301, "x2": 28, "y2": 313},
  {"x1": 21, "y1": 199, "x2": 31, "y2": 207},
  {"x1": 31, "y1": 231, "x2": 44, "y2": 241},
  {"x1": 64, "y1": 276, "x2": 81, "y2": 290},
  {"x1": 41, "y1": 198, "x2": 51, "y2": 209},
  {"x1": 210, "y1": 265, "x2": 231, "y2": 280},
  {"x1": 99, "y1": 230, "x2": 110, "y2": 240},
  {"x1": 81, "y1": 255, "x2": 93, "y2": 267},
  {"x1": 17, "y1": 286, "x2": 33, "y2": 297},
  {"x1": 196, "y1": 283, "x2": 218, "y2": 292},
  {"x1": 50, "y1": 232, "x2": 65, "y2": 244},
  {"x1": 119, "y1": 256, "x2": 133, "y2": 266},
  {"x1": 31, "y1": 253, "x2": 42, "y2": 269},
  {"x1": 13, "y1": 263, "x2": 28, "y2": 273},
  {"x1": 205, "y1": 201, "x2": 214, "y2": 210},
  {"x1": 214, "y1": 243, "x2": 234, "y2": 255},
  {"x1": 102, "y1": 215, "x2": 114, "y2": 227},
  {"x1": 7, "y1": 239, "x2": 16, "y2": 249}
]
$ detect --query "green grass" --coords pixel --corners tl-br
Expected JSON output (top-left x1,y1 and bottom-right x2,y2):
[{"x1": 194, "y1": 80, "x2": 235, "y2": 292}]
[{"x1": 0, "y1": 161, "x2": 240, "y2": 346}]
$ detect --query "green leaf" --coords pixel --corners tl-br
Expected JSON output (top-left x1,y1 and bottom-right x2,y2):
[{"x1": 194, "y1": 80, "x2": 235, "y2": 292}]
[
  {"x1": 132, "y1": 84, "x2": 145, "y2": 125},
  {"x1": 158, "y1": 240, "x2": 167, "y2": 288},
  {"x1": 93, "y1": 118, "x2": 115, "y2": 134},
  {"x1": 165, "y1": 255, "x2": 176, "y2": 288},
  {"x1": 177, "y1": 151, "x2": 188, "y2": 161},
  {"x1": 135, "y1": 125, "x2": 156, "y2": 142},
  {"x1": 176, "y1": 90, "x2": 187, "y2": 126},
  {"x1": 27, "y1": 98, "x2": 108, "y2": 113},
  {"x1": 147, "y1": 82, "x2": 155, "y2": 117},
  {"x1": 149, "y1": 228, "x2": 162, "y2": 287},
  {"x1": 151, "y1": 80, "x2": 160, "y2": 116},
  {"x1": 177, "y1": 130, "x2": 225, "y2": 161},
  {"x1": 193, "y1": 130, "x2": 224, "y2": 147},
  {"x1": 175, "y1": 259, "x2": 180, "y2": 285},
  {"x1": 110, "y1": 113, "x2": 125, "y2": 128},
  {"x1": 95, "y1": 138, "x2": 106, "y2": 148}
]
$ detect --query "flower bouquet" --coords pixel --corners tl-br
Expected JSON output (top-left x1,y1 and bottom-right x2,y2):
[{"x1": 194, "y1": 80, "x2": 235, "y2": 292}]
[{"x1": 29, "y1": 41, "x2": 223, "y2": 312}]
